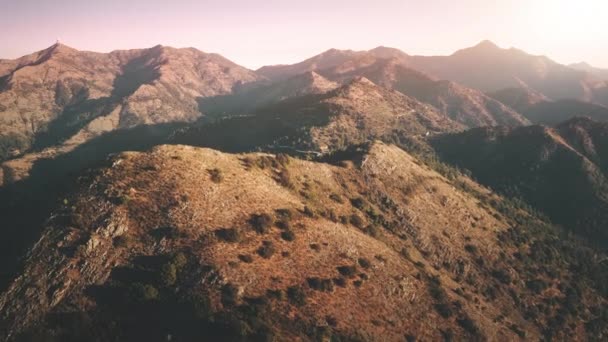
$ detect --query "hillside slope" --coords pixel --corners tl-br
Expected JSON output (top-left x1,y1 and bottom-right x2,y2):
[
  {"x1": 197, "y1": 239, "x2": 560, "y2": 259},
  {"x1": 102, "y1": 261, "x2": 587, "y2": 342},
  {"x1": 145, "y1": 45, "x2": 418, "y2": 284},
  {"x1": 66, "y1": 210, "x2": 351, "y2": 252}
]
[
  {"x1": 488, "y1": 87, "x2": 608, "y2": 125},
  {"x1": 486, "y1": 87, "x2": 549, "y2": 113},
  {"x1": 259, "y1": 50, "x2": 529, "y2": 128},
  {"x1": 407, "y1": 41, "x2": 608, "y2": 106},
  {"x1": 174, "y1": 77, "x2": 463, "y2": 153},
  {"x1": 570, "y1": 62, "x2": 608, "y2": 81},
  {"x1": 321, "y1": 58, "x2": 529, "y2": 127},
  {"x1": 198, "y1": 71, "x2": 339, "y2": 116},
  {"x1": 0, "y1": 43, "x2": 261, "y2": 161},
  {"x1": 1, "y1": 142, "x2": 606, "y2": 341},
  {"x1": 432, "y1": 120, "x2": 608, "y2": 245}
]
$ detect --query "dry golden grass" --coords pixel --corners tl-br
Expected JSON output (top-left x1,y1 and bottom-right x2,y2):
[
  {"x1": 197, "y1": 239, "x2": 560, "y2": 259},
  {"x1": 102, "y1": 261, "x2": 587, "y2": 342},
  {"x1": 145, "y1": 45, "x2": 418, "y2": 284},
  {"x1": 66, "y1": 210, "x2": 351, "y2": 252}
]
[{"x1": 3, "y1": 142, "x2": 604, "y2": 341}]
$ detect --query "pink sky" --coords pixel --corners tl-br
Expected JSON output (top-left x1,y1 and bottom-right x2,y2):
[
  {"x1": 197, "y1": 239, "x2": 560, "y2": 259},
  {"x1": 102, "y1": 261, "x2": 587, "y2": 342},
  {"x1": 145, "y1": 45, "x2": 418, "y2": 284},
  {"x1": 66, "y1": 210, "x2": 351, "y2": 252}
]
[{"x1": 1, "y1": 0, "x2": 607, "y2": 69}]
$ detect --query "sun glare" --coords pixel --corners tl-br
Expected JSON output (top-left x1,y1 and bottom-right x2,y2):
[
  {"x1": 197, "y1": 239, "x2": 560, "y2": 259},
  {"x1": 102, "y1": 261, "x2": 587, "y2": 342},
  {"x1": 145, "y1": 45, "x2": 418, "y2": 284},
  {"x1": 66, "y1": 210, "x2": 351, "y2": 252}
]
[{"x1": 529, "y1": 0, "x2": 608, "y2": 41}]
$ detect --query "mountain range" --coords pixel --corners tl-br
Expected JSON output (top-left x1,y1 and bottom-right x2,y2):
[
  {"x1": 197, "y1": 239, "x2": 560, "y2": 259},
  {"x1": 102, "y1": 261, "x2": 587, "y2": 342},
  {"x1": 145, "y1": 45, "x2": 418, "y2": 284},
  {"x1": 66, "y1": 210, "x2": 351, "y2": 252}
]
[
  {"x1": 1, "y1": 41, "x2": 608, "y2": 341},
  {"x1": 432, "y1": 117, "x2": 608, "y2": 245},
  {"x1": 0, "y1": 43, "x2": 260, "y2": 161}
]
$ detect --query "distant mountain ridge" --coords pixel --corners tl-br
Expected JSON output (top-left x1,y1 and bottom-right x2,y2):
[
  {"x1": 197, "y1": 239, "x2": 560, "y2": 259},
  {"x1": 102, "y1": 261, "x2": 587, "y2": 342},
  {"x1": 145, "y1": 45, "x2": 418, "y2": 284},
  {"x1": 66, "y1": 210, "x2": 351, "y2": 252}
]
[
  {"x1": 258, "y1": 48, "x2": 529, "y2": 128},
  {"x1": 0, "y1": 43, "x2": 261, "y2": 161},
  {"x1": 175, "y1": 77, "x2": 463, "y2": 153},
  {"x1": 406, "y1": 41, "x2": 608, "y2": 106},
  {"x1": 197, "y1": 71, "x2": 339, "y2": 116},
  {"x1": 488, "y1": 87, "x2": 608, "y2": 125},
  {"x1": 259, "y1": 41, "x2": 608, "y2": 108},
  {"x1": 1, "y1": 42, "x2": 608, "y2": 342},
  {"x1": 319, "y1": 57, "x2": 529, "y2": 127},
  {"x1": 432, "y1": 117, "x2": 608, "y2": 246},
  {"x1": 570, "y1": 62, "x2": 608, "y2": 81}
]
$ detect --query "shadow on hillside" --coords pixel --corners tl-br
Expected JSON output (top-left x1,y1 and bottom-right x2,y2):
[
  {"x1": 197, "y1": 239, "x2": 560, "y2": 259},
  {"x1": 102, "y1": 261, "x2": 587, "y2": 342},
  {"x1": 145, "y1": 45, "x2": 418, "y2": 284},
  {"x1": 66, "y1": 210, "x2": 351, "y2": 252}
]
[
  {"x1": 184, "y1": 92, "x2": 334, "y2": 154},
  {"x1": 0, "y1": 123, "x2": 186, "y2": 292},
  {"x1": 32, "y1": 55, "x2": 161, "y2": 151},
  {"x1": 197, "y1": 93, "x2": 253, "y2": 119}
]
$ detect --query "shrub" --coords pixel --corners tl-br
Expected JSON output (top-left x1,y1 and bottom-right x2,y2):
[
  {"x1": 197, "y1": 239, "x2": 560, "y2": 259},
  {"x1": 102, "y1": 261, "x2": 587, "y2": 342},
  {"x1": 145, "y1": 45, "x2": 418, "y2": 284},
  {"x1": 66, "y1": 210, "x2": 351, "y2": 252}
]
[
  {"x1": 215, "y1": 227, "x2": 241, "y2": 242},
  {"x1": 188, "y1": 293, "x2": 213, "y2": 320},
  {"x1": 257, "y1": 241, "x2": 276, "y2": 258},
  {"x1": 350, "y1": 197, "x2": 366, "y2": 209},
  {"x1": 435, "y1": 303, "x2": 453, "y2": 318},
  {"x1": 464, "y1": 244, "x2": 478, "y2": 254},
  {"x1": 440, "y1": 329, "x2": 454, "y2": 341},
  {"x1": 129, "y1": 283, "x2": 159, "y2": 302},
  {"x1": 287, "y1": 286, "x2": 306, "y2": 306},
  {"x1": 310, "y1": 243, "x2": 321, "y2": 251},
  {"x1": 208, "y1": 168, "x2": 223, "y2": 183},
  {"x1": 491, "y1": 269, "x2": 512, "y2": 284},
  {"x1": 276, "y1": 169, "x2": 293, "y2": 188},
  {"x1": 349, "y1": 214, "x2": 365, "y2": 228},
  {"x1": 428, "y1": 277, "x2": 447, "y2": 302},
  {"x1": 281, "y1": 230, "x2": 296, "y2": 242},
  {"x1": 337, "y1": 265, "x2": 357, "y2": 277},
  {"x1": 275, "y1": 208, "x2": 294, "y2": 221},
  {"x1": 150, "y1": 226, "x2": 180, "y2": 240},
  {"x1": 457, "y1": 316, "x2": 481, "y2": 336},
  {"x1": 326, "y1": 316, "x2": 338, "y2": 327},
  {"x1": 510, "y1": 324, "x2": 526, "y2": 338},
  {"x1": 276, "y1": 153, "x2": 290, "y2": 166},
  {"x1": 172, "y1": 252, "x2": 188, "y2": 269},
  {"x1": 221, "y1": 283, "x2": 240, "y2": 306},
  {"x1": 255, "y1": 156, "x2": 276, "y2": 169},
  {"x1": 113, "y1": 235, "x2": 131, "y2": 248},
  {"x1": 327, "y1": 209, "x2": 338, "y2": 222},
  {"x1": 267, "y1": 289, "x2": 286, "y2": 300},
  {"x1": 364, "y1": 224, "x2": 380, "y2": 237},
  {"x1": 307, "y1": 277, "x2": 334, "y2": 292},
  {"x1": 303, "y1": 206, "x2": 315, "y2": 218},
  {"x1": 357, "y1": 258, "x2": 371, "y2": 269},
  {"x1": 333, "y1": 277, "x2": 347, "y2": 287},
  {"x1": 238, "y1": 254, "x2": 254, "y2": 263},
  {"x1": 249, "y1": 213, "x2": 273, "y2": 234},
  {"x1": 275, "y1": 220, "x2": 291, "y2": 230},
  {"x1": 526, "y1": 279, "x2": 547, "y2": 294},
  {"x1": 241, "y1": 156, "x2": 255, "y2": 170},
  {"x1": 329, "y1": 193, "x2": 344, "y2": 203},
  {"x1": 160, "y1": 262, "x2": 177, "y2": 286},
  {"x1": 118, "y1": 195, "x2": 131, "y2": 205}
]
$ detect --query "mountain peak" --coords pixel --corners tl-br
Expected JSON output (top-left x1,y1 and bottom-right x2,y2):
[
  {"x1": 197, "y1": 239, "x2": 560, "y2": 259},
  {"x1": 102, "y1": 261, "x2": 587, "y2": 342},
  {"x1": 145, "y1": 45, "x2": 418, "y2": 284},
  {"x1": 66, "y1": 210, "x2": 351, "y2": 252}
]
[
  {"x1": 46, "y1": 42, "x2": 77, "y2": 55},
  {"x1": 368, "y1": 46, "x2": 410, "y2": 60},
  {"x1": 319, "y1": 48, "x2": 350, "y2": 56},
  {"x1": 450, "y1": 40, "x2": 504, "y2": 57},
  {"x1": 571, "y1": 61, "x2": 592, "y2": 68},
  {"x1": 474, "y1": 40, "x2": 500, "y2": 50}
]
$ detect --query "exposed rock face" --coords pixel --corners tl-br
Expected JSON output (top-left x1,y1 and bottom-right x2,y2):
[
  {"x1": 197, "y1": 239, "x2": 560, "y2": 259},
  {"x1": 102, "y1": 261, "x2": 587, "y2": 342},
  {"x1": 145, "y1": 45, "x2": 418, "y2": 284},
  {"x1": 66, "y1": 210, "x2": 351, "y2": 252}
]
[{"x1": 0, "y1": 43, "x2": 261, "y2": 161}]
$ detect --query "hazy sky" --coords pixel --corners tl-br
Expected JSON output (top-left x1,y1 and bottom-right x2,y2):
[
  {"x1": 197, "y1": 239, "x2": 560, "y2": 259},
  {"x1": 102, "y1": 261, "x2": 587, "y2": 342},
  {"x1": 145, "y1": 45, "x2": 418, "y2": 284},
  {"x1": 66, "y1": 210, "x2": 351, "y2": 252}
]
[{"x1": 1, "y1": 0, "x2": 607, "y2": 69}]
